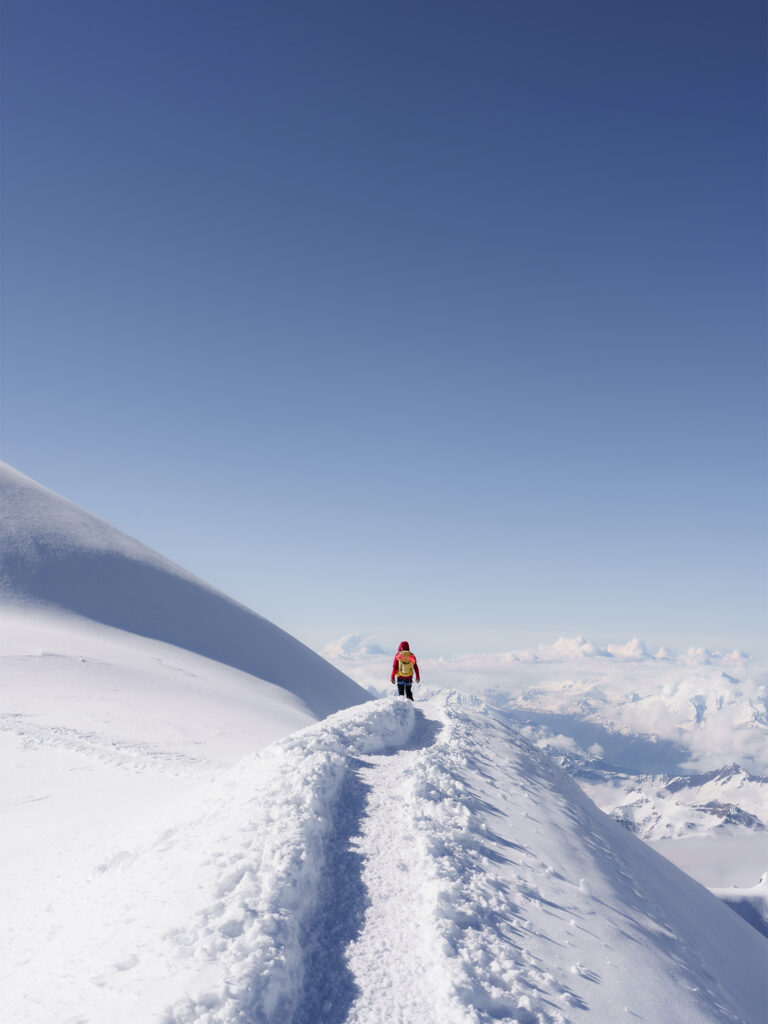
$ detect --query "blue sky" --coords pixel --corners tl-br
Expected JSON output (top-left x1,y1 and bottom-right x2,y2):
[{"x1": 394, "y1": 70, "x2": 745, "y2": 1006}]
[{"x1": 2, "y1": 1, "x2": 766, "y2": 657}]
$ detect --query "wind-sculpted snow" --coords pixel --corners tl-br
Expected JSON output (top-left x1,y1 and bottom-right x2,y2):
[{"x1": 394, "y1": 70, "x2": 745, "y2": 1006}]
[
  {"x1": 6, "y1": 695, "x2": 766, "y2": 1024},
  {"x1": 0, "y1": 710, "x2": 212, "y2": 775},
  {"x1": 710, "y1": 874, "x2": 768, "y2": 940},
  {"x1": 4, "y1": 699, "x2": 416, "y2": 1024},
  {"x1": 393, "y1": 699, "x2": 766, "y2": 1024},
  {"x1": 0, "y1": 463, "x2": 368, "y2": 718}
]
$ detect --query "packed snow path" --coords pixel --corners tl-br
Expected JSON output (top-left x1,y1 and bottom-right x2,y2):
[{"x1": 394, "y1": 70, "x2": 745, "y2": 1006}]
[
  {"x1": 5, "y1": 695, "x2": 766, "y2": 1024},
  {"x1": 293, "y1": 711, "x2": 447, "y2": 1024}
]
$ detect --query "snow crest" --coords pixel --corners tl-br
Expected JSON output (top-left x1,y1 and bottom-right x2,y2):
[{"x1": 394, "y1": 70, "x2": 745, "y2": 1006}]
[
  {"x1": 404, "y1": 704, "x2": 573, "y2": 1023},
  {"x1": 0, "y1": 462, "x2": 369, "y2": 719},
  {"x1": 162, "y1": 699, "x2": 418, "y2": 1023},
  {"x1": 6, "y1": 695, "x2": 767, "y2": 1024}
]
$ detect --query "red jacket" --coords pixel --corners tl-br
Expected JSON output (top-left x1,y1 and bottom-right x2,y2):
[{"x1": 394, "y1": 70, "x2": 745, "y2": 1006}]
[{"x1": 391, "y1": 642, "x2": 420, "y2": 683}]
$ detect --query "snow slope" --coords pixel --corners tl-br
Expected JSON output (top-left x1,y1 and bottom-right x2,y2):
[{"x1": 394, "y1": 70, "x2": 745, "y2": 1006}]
[
  {"x1": 711, "y1": 875, "x2": 768, "y2": 940},
  {"x1": 5, "y1": 694, "x2": 765, "y2": 1024},
  {"x1": 324, "y1": 634, "x2": 768, "y2": 900},
  {"x1": 0, "y1": 462, "x2": 368, "y2": 719},
  {"x1": 0, "y1": 461, "x2": 373, "y2": 1016}
]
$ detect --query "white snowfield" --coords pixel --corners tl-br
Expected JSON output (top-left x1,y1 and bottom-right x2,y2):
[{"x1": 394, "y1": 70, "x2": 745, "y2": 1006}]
[
  {"x1": 4, "y1": 694, "x2": 766, "y2": 1024},
  {"x1": 0, "y1": 460, "x2": 370, "y2": 1019},
  {"x1": 0, "y1": 462, "x2": 368, "y2": 720}
]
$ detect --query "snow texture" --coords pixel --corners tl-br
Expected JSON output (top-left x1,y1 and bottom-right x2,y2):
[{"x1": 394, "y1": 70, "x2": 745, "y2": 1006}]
[{"x1": 5, "y1": 695, "x2": 767, "y2": 1023}]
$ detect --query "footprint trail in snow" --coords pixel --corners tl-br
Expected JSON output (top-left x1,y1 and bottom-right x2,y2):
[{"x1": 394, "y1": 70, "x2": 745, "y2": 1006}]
[
  {"x1": 287, "y1": 699, "x2": 765, "y2": 1024},
  {"x1": 339, "y1": 716, "x2": 451, "y2": 1024},
  {"x1": 6, "y1": 695, "x2": 766, "y2": 1024}
]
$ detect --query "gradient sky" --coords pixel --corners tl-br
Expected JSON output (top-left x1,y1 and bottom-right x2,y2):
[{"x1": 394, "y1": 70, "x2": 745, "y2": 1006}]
[{"x1": 2, "y1": 1, "x2": 766, "y2": 657}]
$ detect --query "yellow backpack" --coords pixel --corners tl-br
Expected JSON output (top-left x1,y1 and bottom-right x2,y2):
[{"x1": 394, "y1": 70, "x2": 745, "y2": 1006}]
[{"x1": 397, "y1": 651, "x2": 416, "y2": 677}]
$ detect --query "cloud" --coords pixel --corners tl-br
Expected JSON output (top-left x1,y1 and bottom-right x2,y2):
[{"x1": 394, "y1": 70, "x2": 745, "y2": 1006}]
[
  {"x1": 539, "y1": 637, "x2": 605, "y2": 660},
  {"x1": 605, "y1": 638, "x2": 650, "y2": 661},
  {"x1": 320, "y1": 633, "x2": 389, "y2": 660},
  {"x1": 683, "y1": 647, "x2": 715, "y2": 666},
  {"x1": 322, "y1": 633, "x2": 755, "y2": 676},
  {"x1": 539, "y1": 733, "x2": 582, "y2": 754}
]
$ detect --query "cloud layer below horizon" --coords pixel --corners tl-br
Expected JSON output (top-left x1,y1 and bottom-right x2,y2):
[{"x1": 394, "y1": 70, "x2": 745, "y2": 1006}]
[{"x1": 322, "y1": 634, "x2": 768, "y2": 774}]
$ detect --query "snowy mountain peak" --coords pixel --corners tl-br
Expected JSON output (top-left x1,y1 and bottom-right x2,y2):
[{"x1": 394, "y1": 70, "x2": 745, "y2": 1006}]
[
  {"x1": 0, "y1": 462, "x2": 368, "y2": 718},
  {"x1": 665, "y1": 763, "x2": 767, "y2": 793}
]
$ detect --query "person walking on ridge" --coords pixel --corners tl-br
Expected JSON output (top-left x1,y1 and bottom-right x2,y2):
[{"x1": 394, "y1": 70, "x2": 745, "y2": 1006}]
[{"x1": 391, "y1": 641, "x2": 420, "y2": 700}]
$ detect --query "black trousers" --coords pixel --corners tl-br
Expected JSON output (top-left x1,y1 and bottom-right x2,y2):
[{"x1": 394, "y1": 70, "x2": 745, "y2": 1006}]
[{"x1": 396, "y1": 680, "x2": 414, "y2": 700}]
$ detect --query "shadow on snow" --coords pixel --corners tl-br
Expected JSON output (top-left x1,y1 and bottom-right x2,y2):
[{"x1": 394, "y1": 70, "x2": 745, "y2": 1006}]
[{"x1": 291, "y1": 708, "x2": 442, "y2": 1024}]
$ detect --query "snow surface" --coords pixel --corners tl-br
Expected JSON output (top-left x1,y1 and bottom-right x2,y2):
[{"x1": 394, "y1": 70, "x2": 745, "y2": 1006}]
[
  {"x1": 0, "y1": 460, "x2": 371, "y2": 1020},
  {"x1": 5, "y1": 695, "x2": 766, "y2": 1023},
  {"x1": 0, "y1": 462, "x2": 368, "y2": 719},
  {"x1": 325, "y1": 633, "x2": 768, "y2": 907},
  {"x1": 3, "y1": 465, "x2": 766, "y2": 1021}
]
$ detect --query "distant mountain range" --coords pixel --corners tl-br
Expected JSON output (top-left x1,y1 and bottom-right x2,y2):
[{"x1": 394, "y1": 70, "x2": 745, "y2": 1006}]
[{"x1": 545, "y1": 756, "x2": 768, "y2": 840}]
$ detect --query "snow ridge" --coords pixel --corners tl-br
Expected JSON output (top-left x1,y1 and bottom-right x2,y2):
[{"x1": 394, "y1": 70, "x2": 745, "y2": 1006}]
[
  {"x1": 162, "y1": 699, "x2": 418, "y2": 1024},
  {"x1": 337, "y1": 711, "x2": 464, "y2": 1024},
  {"x1": 159, "y1": 697, "x2": 768, "y2": 1024},
  {"x1": 6, "y1": 696, "x2": 767, "y2": 1024},
  {"x1": 406, "y1": 703, "x2": 574, "y2": 1023}
]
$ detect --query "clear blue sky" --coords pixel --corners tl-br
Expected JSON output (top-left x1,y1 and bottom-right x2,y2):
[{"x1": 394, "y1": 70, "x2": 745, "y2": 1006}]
[{"x1": 2, "y1": 1, "x2": 766, "y2": 657}]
